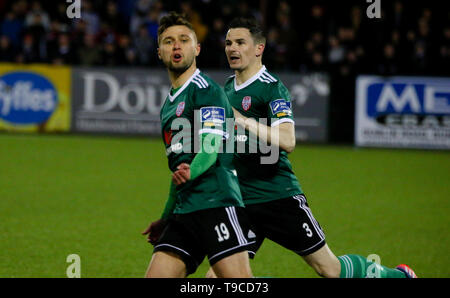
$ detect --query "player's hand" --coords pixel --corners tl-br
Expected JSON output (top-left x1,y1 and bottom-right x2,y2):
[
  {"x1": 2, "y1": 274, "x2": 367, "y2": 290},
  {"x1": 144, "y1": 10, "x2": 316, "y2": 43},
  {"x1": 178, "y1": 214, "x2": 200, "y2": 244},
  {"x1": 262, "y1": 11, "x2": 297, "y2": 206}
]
[
  {"x1": 172, "y1": 163, "x2": 191, "y2": 186},
  {"x1": 141, "y1": 218, "x2": 167, "y2": 245}
]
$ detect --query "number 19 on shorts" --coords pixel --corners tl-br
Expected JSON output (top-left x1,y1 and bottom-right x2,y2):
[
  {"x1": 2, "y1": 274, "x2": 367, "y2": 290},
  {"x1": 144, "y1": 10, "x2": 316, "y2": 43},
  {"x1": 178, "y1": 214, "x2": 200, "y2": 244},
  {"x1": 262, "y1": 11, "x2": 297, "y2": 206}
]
[{"x1": 214, "y1": 223, "x2": 230, "y2": 242}]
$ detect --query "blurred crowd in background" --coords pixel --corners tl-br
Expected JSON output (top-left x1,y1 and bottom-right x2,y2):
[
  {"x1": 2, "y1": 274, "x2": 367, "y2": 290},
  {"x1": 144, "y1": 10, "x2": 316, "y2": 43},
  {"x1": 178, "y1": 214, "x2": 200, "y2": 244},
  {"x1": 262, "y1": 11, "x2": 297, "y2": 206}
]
[
  {"x1": 0, "y1": 0, "x2": 449, "y2": 142},
  {"x1": 1, "y1": 0, "x2": 449, "y2": 75}
]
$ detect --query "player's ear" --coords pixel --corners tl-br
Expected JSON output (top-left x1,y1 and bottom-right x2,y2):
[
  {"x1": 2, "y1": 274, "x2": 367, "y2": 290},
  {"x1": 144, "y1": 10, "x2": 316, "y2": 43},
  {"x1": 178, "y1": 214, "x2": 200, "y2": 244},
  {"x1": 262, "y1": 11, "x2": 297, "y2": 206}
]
[
  {"x1": 157, "y1": 47, "x2": 161, "y2": 60},
  {"x1": 255, "y1": 43, "x2": 265, "y2": 57},
  {"x1": 195, "y1": 42, "x2": 201, "y2": 57}
]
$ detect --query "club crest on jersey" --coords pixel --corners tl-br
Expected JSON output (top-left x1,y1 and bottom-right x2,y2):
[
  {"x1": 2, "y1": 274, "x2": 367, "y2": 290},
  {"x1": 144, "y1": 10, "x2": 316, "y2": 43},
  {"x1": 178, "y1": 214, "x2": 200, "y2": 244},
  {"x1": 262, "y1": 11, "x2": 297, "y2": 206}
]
[
  {"x1": 176, "y1": 102, "x2": 185, "y2": 116},
  {"x1": 242, "y1": 96, "x2": 251, "y2": 111}
]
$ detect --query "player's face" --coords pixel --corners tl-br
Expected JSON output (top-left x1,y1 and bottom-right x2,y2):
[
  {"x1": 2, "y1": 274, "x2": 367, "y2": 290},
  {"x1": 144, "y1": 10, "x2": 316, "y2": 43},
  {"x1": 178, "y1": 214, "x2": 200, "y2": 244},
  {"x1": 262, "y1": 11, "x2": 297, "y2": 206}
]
[
  {"x1": 225, "y1": 28, "x2": 262, "y2": 71},
  {"x1": 158, "y1": 25, "x2": 200, "y2": 73}
]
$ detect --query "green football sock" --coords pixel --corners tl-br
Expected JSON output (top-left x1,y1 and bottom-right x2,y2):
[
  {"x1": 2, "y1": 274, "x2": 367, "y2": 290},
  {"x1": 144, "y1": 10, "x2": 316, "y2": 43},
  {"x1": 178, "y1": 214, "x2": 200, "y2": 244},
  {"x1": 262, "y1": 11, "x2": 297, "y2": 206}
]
[{"x1": 338, "y1": 254, "x2": 406, "y2": 278}]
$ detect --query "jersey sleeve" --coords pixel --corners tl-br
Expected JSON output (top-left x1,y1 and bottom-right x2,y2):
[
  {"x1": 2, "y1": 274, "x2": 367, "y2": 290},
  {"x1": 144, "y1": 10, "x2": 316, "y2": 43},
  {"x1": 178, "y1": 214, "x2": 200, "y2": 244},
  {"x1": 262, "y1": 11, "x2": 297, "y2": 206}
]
[
  {"x1": 266, "y1": 81, "x2": 295, "y2": 127},
  {"x1": 194, "y1": 84, "x2": 230, "y2": 140}
]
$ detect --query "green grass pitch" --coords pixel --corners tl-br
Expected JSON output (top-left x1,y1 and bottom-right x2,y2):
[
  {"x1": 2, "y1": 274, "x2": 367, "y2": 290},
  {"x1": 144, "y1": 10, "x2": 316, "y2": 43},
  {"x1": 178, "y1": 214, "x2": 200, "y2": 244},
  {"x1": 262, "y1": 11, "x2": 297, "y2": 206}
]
[{"x1": 0, "y1": 133, "x2": 448, "y2": 277}]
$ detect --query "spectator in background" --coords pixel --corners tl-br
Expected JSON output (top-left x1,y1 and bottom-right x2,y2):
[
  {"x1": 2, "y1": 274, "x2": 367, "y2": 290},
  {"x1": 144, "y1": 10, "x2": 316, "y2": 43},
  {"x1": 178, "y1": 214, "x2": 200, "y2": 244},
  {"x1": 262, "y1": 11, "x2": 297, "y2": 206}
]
[
  {"x1": 135, "y1": 0, "x2": 155, "y2": 14},
  {"x1": 77, "y1": 0, "x2": 100, "y2": 36},
  {"x1": 328, "y1": 35, "x2": 345, "y2": 66},
  {"x1": 180, "y1": 1, "x2": 208, "y2": 43},
  {"x1": 51, "y1": 2, "x2": 73, "y2": 29},
  {"x1": 24, "y1": 12, "x2": 48, "y2": 62},
  {"x1": 49, "y1": 33, "x2": 76, "y2": 65},
  {"x1": 199, "y1": 17, "x2": 227, "y2": 68},
  {"x1": 25, "y1": 1, "x2": 50, "y2": 31},
  {"x1": 390, "y1": 0, "x2": 408, "y2": 34},
  {"x1": 0, "y1": 35, "x2": 15, "y2": 62},
  {"x1": 102, "y1": 0, "x2": 129, "y2": 35},
  {"x1": 13, "y1": 0, "x2": 28, "y2": 18},
  {"x1": 273, "y1": 4, "x2": 298, "y2": 70},
  {"x1": 19, "y1": 34, "x2": 37, "y2": 63},
  {"x1": 116, "y1": 34, "x2": 136, "y2": 65},
  {"x1": 438, "y1": 27, "x2": 450, "y2": 75},
  {"x1": 378, "y1": 43, "x2": 398, "y2": 75},
  {"x1": 412, "y1": 42, "x2": 429, "y2": 74},
  {"x1": 262, "y1": 27, "x2": 279, "y2": 69},
  {"x1": 71, "y1": 18, "x2": 88, "y2": 51},
  {"x1": 308, "y1": 4, "x2": 328, "y2": 36},
  {"x1": 133, "y1": 24, "x2": 156, "y2": 65},
  {"x1": 100, "y1": 36, "x2": 119, "y2": 66},
  {"x1": 145, "y1": 6, "x2": 161, "y2": 44},
  {"x1": 218, "y1": 2, "x2": 235, "y2": 26},
  {"x1": 309, "y1": 51, "x2": 325, "y2": 72},
  {"x1": 130, "y1": 0, "x2": 165, "y2": 39},
  {"x1": 130, "y1": 3, "x2": 148, "y2": 36},
  {"x1": 77, "y1": 33, "x2": 101, "y2": 66},
  {"x1": 235, "y1": 1, "x2": 258, "y2": 20},
  {"x1": 1, "y1": 11, "x2": 23, "y2": 48}
]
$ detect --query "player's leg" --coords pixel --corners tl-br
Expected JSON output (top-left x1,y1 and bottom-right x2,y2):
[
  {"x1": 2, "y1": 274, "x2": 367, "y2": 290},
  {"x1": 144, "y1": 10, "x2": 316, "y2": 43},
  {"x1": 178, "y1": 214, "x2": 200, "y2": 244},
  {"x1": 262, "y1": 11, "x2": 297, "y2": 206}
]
[
  {"x1": 206, "y1": 217, "x2": 262, "y2": 278},
  {"x1": 336, "y1": 254, "x2": 410, "y2": 278},
  {"x1": 290, "y1": 194, "x2": 410, "y2": 278},
  {"x1": 146, "y1": 215, "x2": 203, "y2": 278},
  {"x1": 302, "y1": 244, "x2": 341, "y2": 278},
  {"x1": 211, "y1": 251, "x2": 253, "y2": 278},
  {"x1": 145, "y1": 251, "x2": 187, "y2": 278},
  {"x1": 204, "y1": 206, "x2": 255, "y2": 278},
  {"x1": 302, "y1": 246, "x2": 411, "y2": 278}
]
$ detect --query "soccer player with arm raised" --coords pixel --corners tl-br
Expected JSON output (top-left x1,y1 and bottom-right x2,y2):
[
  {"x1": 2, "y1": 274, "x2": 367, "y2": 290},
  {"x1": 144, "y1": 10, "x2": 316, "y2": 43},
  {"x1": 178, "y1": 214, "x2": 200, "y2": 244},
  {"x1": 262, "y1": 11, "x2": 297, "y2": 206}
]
[
  {"x1": 206, "y1": 17, "x2": 417, "y2": 279},
  {"x1": 142, "y1": 12, "x2": 254, "y2": 278}
]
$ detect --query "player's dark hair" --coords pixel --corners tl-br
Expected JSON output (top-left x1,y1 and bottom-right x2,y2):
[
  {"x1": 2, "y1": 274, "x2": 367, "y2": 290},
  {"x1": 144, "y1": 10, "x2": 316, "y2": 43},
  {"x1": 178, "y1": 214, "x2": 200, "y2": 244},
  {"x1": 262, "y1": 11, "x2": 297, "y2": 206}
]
[
  {"x1": 228, "y1": 17, "x2": 266, "y2": 44},
  {"x1": 157, "y1": 11, "x2": 196, "y2": 45}
]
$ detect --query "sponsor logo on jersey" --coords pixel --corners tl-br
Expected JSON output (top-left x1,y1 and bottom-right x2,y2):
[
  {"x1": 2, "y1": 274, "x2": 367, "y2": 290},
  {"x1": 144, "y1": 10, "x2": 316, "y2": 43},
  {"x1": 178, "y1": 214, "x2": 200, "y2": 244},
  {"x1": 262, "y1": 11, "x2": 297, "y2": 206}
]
[
  {"x1": 0, "y1": 71, "x2": 58, "y2": 125},
  {"x1": 176, "y1": 101, "x2": 185, "y2": 116},
  {"x1": 242, "y1": 96, "x2": 251, "y2": 111},
  {"x1": 200, "y1": 106, "x2": 225, "y2": 124},
  {"x1": 269, "y1": 99, "x2": 291, "y2": 116}
]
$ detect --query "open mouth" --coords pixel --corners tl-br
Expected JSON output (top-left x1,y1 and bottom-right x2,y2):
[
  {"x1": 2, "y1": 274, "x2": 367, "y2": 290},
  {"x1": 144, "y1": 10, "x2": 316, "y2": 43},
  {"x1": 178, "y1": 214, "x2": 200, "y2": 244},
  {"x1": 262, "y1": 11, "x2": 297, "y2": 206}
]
[
  {"x1": 229, "y1": 55, "x2": 240, "y2": 62},
  {"x1": 173, "y1": 53, "x2": 182, "y2": 62}
]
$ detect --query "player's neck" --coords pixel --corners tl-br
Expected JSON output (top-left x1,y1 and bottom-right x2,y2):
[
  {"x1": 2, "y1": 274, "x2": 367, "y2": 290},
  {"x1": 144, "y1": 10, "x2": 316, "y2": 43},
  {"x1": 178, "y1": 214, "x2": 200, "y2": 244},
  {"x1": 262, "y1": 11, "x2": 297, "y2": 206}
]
[
  {"x1": 235, "y1": 62, "x2": 263, "y2": 86},
  {"x1": 168, "y1": 62, "x2": 197, "y2": 89}
]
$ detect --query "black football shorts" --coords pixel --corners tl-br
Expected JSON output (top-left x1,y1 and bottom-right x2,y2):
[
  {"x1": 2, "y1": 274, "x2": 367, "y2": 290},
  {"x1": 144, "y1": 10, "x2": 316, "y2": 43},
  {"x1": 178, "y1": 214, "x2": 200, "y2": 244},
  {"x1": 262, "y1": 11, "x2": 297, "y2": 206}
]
[
  {"x1": 153, "y1": 206, "x2": 255, "y2": 275},
  {"x1": 244, "y1": 194, "x2": 326, "y2": 258}
]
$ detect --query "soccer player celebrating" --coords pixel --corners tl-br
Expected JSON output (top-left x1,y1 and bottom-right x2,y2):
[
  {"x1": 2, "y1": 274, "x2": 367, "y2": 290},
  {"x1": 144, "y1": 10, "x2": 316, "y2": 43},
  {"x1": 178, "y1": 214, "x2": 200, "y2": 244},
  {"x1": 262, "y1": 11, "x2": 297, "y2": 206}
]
[
  {"x1": 206, "y1": 17, "x2": 417, "y2": 278},
  {"x1": 142, "y1": 12, "x2": 254, "y2": 278}
]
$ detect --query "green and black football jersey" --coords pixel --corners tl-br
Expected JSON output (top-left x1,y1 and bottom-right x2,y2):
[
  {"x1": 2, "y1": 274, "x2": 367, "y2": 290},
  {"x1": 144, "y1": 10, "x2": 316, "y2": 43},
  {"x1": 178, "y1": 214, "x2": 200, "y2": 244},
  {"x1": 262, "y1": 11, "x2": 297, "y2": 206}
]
[
  {"x1": 224, "y1": 65, "x2": 303, "y2": 204},
  {"x1": 160, "y1": 69, "x2": 244, "y2": 214}
]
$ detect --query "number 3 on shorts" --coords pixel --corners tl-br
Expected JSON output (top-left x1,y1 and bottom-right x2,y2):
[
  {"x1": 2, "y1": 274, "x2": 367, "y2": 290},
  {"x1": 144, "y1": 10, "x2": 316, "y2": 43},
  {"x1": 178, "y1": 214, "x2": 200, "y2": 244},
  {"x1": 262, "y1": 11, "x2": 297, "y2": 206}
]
[
  {"x1": 214, "y1": 223, "x2": 230, "y2": 242},
  {"x1": 303, "y1": 223, "x2": 313, "y2": 237}
]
